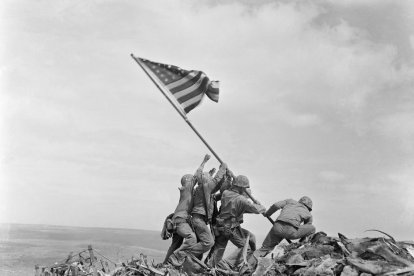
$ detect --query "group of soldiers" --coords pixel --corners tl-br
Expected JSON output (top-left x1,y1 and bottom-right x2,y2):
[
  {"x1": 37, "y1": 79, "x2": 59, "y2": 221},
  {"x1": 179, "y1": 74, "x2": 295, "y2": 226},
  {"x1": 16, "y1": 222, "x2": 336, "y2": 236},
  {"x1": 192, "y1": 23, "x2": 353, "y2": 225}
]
[{"x1": 160, "y1": 154, "x2": 316, "y2": 272}]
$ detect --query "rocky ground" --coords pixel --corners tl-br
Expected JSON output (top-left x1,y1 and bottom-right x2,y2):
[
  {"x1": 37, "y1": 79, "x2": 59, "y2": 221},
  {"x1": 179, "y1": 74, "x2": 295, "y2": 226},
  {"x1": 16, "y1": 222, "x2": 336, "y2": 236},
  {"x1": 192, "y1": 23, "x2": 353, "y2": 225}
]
[{"x1": 35, "y1": 231, "x2": 414, "y2": 276}]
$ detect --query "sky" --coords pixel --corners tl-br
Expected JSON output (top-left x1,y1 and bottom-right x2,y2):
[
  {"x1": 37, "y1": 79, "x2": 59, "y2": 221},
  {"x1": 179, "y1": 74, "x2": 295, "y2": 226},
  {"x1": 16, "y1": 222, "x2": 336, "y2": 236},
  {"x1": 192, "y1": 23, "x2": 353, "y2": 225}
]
[{"x1": 1, "y1": 0, "x2": 414, "y2": 242}]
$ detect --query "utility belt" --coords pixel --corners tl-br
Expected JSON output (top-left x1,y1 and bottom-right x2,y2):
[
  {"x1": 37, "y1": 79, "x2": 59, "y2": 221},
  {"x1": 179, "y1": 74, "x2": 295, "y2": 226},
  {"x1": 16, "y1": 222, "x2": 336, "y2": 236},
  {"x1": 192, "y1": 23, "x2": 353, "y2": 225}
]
[
  {"x1": 166, "y1": 216, "x2": 191, "y2": 233},
  {"x1": 215, "y1": 216, "x2": 242, "y2": 227},
  {"x1": 213, "y1": 217, "x2": 242, "y2": 237},
  {"x1": 276, "y1": 220, "x2": 299, "y2": 230}
]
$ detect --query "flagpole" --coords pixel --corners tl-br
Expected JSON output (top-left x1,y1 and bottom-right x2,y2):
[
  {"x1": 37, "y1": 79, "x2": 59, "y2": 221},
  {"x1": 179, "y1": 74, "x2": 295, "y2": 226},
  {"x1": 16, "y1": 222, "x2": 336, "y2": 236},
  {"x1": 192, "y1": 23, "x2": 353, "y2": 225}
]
[{"x1": 131, "y1": 54, "x2": 223, "y2": 164}]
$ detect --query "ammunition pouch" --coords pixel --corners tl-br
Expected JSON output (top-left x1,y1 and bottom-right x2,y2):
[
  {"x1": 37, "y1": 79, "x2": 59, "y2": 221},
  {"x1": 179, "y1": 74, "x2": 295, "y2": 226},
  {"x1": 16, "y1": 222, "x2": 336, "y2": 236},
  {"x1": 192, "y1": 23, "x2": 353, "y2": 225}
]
[
  {"x1": 161, "y1": 213, "x2": 174, "y2": 240},
  {"x1": 212, "y1": 225, "x2": 221, "y2": 237},
  {"x1": 173, "y1": 217, "x2": 192, "y2": 233},
  {"x1": 216, "y1": 217, "x2": 240, "y2": 229},
  {"x1": 164, "y1": 216, "x2": 190, "y2": 237},
  {"x1": 222, "y1": 225, "x2": 233, "y2": 238},
  {"x1": 215, "y1": 217, "x2": 228, "y2": 227},
  {"x1": 215, "y1": 217, "x2": 237, "y2": 238}
]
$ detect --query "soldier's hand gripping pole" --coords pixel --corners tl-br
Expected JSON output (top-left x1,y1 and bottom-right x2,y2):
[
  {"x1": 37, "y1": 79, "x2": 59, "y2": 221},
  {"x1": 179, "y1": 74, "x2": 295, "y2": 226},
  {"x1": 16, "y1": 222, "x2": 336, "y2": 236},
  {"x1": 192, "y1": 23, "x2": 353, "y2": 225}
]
[
  {"x1": 227, "y1": 169, "x2": 278, "y2": 225},
  {"x1": 245, "y1": 189, "x2": 292, "y2": 244},
  {"x1": 244, "y1": 190, "x2": 275, "y2": 224}
]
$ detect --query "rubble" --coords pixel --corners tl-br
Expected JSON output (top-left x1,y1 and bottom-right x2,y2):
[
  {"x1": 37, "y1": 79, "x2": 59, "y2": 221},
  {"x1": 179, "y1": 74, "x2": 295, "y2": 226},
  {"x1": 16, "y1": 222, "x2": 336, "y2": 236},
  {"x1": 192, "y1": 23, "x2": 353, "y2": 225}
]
[
  {"x1": 34, "y1": 232, "x2": 414, "y2": 276},
  {"x1": 257, "y1": 231, "x2": 414, "y2": 276}
]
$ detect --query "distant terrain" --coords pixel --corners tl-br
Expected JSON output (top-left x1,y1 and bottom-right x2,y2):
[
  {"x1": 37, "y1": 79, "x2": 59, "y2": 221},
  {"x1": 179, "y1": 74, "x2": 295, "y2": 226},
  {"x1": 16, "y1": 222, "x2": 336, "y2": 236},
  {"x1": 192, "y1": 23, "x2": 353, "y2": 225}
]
[{"x1": 0, "y1": 223, "x2": 167, "y2": 276}]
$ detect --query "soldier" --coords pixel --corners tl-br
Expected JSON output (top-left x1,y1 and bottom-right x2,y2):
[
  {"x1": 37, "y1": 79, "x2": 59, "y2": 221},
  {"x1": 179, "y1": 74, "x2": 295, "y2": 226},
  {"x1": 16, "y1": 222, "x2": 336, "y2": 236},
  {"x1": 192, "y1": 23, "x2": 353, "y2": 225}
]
[
  {"x1": 207, "y1": 175, "x2": 266, "y2": 268},
  {"x1": 255, "y1": 196, "x2": 316, "y2": 257},
  {"x1": 203, "y1": 169, "x2": 235, "y2": 264},
  {"x1": 188, "y1": 159, "x2": 228, "y2": 259},
  {"x1": 163, "y1": 155, "x2": 210, "y2": 265}
]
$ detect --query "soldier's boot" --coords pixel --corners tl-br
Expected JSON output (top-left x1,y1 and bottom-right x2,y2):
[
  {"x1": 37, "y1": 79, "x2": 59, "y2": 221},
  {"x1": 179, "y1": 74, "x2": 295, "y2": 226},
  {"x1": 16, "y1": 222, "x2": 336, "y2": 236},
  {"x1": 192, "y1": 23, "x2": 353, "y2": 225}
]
[{"x1": 168, "y1": 251, "x2": 187, "y2": 267}]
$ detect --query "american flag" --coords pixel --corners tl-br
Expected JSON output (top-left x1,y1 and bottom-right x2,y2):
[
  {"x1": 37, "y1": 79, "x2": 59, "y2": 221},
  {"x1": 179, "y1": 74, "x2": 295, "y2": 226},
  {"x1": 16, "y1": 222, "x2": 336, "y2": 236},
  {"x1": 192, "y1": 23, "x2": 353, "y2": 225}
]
[{"x1": 135, "y1": 57, "x2": 219, "y2": 114}]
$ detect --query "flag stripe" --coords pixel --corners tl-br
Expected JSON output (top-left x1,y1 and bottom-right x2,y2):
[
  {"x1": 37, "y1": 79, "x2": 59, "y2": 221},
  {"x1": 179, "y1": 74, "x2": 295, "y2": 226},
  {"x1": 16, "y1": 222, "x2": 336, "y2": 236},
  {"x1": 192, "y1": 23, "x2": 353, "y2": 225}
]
[
  {"x1": 170, "y1": 72, "x2": 204, "y2": 94},
  {"x1": 181, "y1": 93, "x2": 204, "y2": 109},
  {"x1": 184, "y1": 102, "x2": 201, "y2": 113},
  {"x1": 205, "y1": 81, "x2": 219, "y2": 102},
  {"x1": 174, "y1": 74, "x2": 208, "y2": 100},
  {"x1": 176, "y1": 78, "x2": 209, "y2": 104},
  {"x1": 167, "y1": 71, "x2": 198, "y2": 90}
]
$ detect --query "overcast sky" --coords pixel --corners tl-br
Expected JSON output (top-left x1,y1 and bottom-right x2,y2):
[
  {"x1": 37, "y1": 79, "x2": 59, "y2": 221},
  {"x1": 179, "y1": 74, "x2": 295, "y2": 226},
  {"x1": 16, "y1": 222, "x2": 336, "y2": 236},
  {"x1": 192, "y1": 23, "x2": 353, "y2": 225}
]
[{"x1": 1, "y1": 0, "x2": 414, "y2": 242}]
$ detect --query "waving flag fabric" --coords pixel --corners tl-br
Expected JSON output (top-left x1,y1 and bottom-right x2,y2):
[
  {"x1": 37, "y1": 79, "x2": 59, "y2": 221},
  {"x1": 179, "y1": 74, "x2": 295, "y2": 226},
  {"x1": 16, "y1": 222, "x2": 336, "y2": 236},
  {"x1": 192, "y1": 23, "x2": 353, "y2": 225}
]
[{"x1": 135, "y1": 57, "x2": 219, "y2": 114}]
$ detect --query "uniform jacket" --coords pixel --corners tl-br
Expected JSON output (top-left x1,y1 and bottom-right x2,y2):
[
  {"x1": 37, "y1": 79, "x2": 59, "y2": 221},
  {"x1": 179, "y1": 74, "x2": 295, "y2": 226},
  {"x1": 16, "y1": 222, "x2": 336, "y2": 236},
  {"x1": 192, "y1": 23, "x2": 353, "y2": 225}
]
[
  {"x1": 217, "y1": 190, "x2": 263, "y2": 228},
  {"x1": 191, "y1": 163, "x2": 227, "y2": 220},
  {"x1": 265, "y1": 199, "x2": 313, "y2": 228},
  {"x1": 172, "y1": 179, "x2": 195, "y2": 220}
]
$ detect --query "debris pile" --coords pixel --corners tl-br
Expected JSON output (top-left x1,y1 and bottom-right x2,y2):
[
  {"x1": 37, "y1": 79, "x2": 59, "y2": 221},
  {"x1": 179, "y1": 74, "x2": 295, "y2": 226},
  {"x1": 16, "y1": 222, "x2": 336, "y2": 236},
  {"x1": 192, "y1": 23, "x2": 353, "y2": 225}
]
[
  {"x1": 34, "y1": 231, "x2": 414, "y2": 276},
  {"x1": 256, "y1": 231, "x2": 414, "y2": 276}
]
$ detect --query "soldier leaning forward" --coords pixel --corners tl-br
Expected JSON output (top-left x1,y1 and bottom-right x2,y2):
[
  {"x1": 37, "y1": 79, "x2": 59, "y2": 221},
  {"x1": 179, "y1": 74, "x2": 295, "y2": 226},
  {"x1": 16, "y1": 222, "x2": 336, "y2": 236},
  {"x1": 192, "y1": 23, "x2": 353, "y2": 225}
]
[{"x1": 255, "y1": 196, "x2": 316, "y2": 258}]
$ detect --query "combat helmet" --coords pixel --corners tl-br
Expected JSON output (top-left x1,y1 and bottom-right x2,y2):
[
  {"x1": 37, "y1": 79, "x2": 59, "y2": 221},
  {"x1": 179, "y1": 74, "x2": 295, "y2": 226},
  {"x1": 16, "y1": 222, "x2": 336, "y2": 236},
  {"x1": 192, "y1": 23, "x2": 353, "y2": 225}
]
[
  {"x1": 233, "y1": 175, "x2": 250, "y2": 188},
  {"x1": 299, "y1": 196, "x2": 313, "y2": 211},
  {"x1": 181, "y1": 174, "x2": 194, "y2": 186}
]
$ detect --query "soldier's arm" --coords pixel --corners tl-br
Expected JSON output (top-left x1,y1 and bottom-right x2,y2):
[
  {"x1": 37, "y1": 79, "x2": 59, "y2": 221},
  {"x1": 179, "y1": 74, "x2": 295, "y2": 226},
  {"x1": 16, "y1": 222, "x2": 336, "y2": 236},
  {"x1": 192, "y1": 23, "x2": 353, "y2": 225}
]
[
  {"x1": 210, "y1": 162, "x2": 228, "y2": 194},
  {"x1": 203, "y1": 182, "x2": 211, "y2": 217},
  {"x1": 195, "y1": 154, "x2": 211, "y2": 183},
  {"x1": 303, "y1": 214, "x2": 313, "y2": 225},
  {"x1": 212, "y1": 163, "x2": 227, "y2": 184},
  {"x1": 242, "y1": 198, "x2": 266, "y2": 214},
  {"x1": 264, "y1": 199, "x2": 289, "y2": 217}
]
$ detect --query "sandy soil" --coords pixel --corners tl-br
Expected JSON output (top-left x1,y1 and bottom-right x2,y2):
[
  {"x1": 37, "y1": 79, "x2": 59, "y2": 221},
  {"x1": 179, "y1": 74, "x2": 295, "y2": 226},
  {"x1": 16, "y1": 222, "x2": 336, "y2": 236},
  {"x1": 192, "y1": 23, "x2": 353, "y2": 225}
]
[{"x1": 0, "y1": 223, "x2": 167, "y2": 276}]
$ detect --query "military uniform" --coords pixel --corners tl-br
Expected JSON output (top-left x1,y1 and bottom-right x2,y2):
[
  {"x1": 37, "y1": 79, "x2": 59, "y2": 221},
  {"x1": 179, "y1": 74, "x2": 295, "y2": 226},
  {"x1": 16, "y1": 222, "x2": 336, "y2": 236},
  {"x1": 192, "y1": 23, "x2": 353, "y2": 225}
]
[
  {"x1": 207, "y1": 189, "x2": 264, "y2": 267},
  {"x1": 164, "y1": 175, "x2": 197, "y2": 264},
  {"x1": 189, "y1": 162, "x2": 227, "y2": 257},
  {"x1": 255, "y1": 198, "x2": 316, "y2": 257}
]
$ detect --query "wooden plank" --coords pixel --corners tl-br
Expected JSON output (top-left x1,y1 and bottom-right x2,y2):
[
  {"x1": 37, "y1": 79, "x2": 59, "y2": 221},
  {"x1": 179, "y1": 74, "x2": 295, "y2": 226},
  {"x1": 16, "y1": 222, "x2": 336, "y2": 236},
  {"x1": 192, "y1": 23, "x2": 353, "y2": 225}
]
[{"x1": 88, "y1": 245, "x2": 98, "y2": 276}]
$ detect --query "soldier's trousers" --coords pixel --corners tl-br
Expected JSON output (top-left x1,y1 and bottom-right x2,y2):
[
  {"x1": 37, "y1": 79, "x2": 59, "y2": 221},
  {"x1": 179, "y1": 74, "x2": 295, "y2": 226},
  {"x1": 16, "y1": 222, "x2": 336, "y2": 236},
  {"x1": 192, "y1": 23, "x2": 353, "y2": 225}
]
[
  {"x1": 165, "y1": 221, "x2": 196, "y2": 263},
  {"x1": 255, "y1": 221, "x2": 315, "y2": 257},
  {"x1": 189, "y1": 215, "x2": 214, "y2": 256},
  {"x1": 207, "y1": 226, "x2": 255, "y2": 268},
  {"x1": 163, "y1": 233, "x2": 183, "y2": 263},
  {"x1": 166, "y1": 216, "x2": 214, "y2": 263}
]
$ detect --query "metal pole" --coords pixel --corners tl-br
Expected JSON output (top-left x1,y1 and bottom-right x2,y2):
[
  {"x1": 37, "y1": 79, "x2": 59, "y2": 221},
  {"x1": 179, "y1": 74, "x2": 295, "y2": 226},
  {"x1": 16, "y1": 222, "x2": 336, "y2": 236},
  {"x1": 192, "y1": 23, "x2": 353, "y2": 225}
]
[
  {"x1": 245, "y1": 192, "x2": 274, "y2": 224},
  {"x1": 185, "y1": 119, "x2": 223, "y2": 163}
]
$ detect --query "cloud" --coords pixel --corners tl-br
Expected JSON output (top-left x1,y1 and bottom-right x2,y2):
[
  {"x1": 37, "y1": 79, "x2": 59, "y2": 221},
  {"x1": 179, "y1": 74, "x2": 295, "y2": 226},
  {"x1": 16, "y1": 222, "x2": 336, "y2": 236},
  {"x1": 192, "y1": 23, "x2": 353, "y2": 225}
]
[
  {"x1": 387, "y1": 163, "x2": 414, "y2": 227},
  {"x1": 374, "y1": 109, "x2": 414, "y2": 152},
  {"x1": 318, "y1": 170, "x2": 346, "y2": 182},
  {"x1": 200, "y1": 1, "x2": 414, "y2": 137}
]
